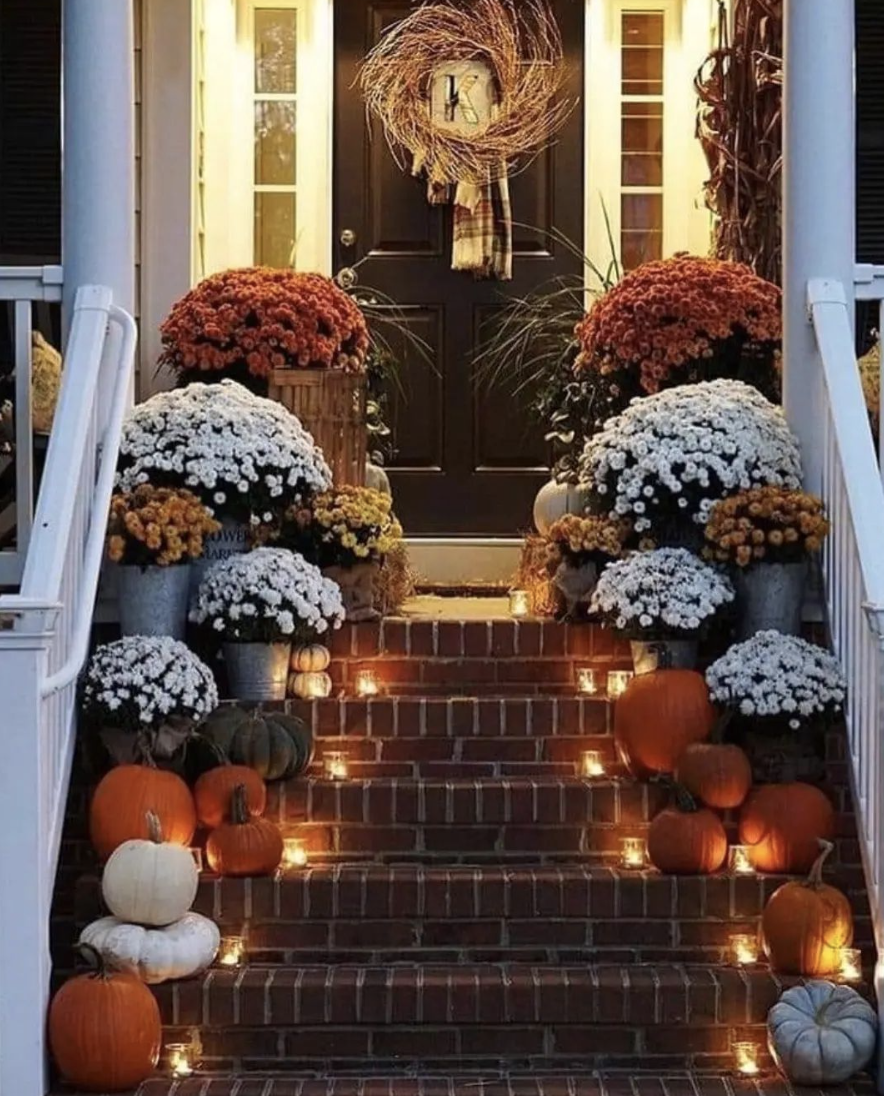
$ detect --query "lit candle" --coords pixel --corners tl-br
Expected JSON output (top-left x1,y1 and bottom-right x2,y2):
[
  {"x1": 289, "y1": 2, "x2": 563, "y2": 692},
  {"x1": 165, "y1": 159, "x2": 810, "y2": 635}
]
[
  {"x1": 509, "y1": 590, "x2": 530, "y2": 618},
  {"x1": 324, "y1": 751, "x2": 350, "y2": 781},
  {"x1": 580, "y1": 750, "x2": 605, "y2": 779},
  {"x1": 354, "y1": 669, "x2": 380, "y2": 698},
  {"x1": 732, "y1": 1041, "x2": 760, "y2": 1076},
  {"x1": 166, "y1": 1042, "x2": 194, "y2": 1078},
  {"x1": 283, "y1": 837, "x2": 309, "y2": 869},
  {"x1": 295, "y1": 671, "x2": 332, "y2": 699},
  {"x1": 620, "y1": 837, "x2": 646, "y2": 870},
  {"x1": 728, "y1": 845, "x2": 754, "y2": 876},
  {"x1": 606, "y1": 670, "x2": 634, "y2": 699},
  {"x1": 217, "y1": 935, "x2": 245, "y2": 968},
  {"x1": 730, "y1": 932, "x2": 759, "y2": 966},
  {"x1": 839, "y1": 947, "x2": 863, "y2": 982},
  {"x1": 189, "y1": 847, "x2": 204, "y2": 872},
  {"x1": 577, "y1": 668, "x2": 598, "y2": 695}
]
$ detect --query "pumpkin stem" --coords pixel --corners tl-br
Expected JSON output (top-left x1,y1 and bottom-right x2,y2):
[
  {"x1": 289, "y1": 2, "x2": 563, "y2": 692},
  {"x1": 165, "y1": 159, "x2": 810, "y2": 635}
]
[
  {"x1": 145, "y1": 810, "x2": 164, "y2": 844},
  {"x1": 76, "y1": 942, "x2": 110, "y2": 981},
  {"x1": 229, "y1": 783, "x2": 250, "y2": 825},
  {"x1": 710, "y1": 709, "x2": 734, "y2": 746},
  {"x1": 135, "y1": 735, "x2": 158, "y2": 768},
  {"x1": 806, "y1": 838, "x2": 835, "y2": 888},
  {"x1": 672, "y1": 783, "x2": 701, "y2": 813}
]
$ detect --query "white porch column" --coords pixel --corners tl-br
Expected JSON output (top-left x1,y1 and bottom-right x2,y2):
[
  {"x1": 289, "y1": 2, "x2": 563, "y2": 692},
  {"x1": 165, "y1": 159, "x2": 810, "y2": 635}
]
[
  {"x1": 782, "y1": 0, "x2": 856, "y2": 493},
  {"x1": 62, "y1": 0, "x2": 136, "y2": 327}
]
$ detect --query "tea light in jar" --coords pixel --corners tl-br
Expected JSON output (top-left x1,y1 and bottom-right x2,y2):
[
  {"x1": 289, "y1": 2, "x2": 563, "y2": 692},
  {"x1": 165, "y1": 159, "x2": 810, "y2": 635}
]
[
  {"x1": 508, "y1": 590, "x2": 530, "y2": 618},
  {"x1": 732, "y1": 1040, "x2": 760, "y2": 1076},
  {"x1": 283, "y1": 837, "x2": 309, "y2": 869},
  {"x1": 606, "y1": 670, "x2": 634, "y2": 699},
  {"x1": 577, "y1": 668, "x2": 599, "y2": 696},
  {"x1": 728, "y1": 845, "x2": 754, "y2": 876},
  {"x1": 324, "y1": 751, "x2": 350, "y2": 781},
  {"x1": 166, "y1": 1042, "x2": 195, "y2": 1078},
  {"x1": 580, "y1": 750, "x2": 605, "y2": 779},
  {"x1": 354, "y1": 669, "x2": 380, "y2": 698},
  {"x1": 730, "y1": 932, "x2": 759, "y2": 966},
  {"x1": 839, "y1": 946, "x2": 863, "y2": 982},
  {"x1": 189, "y1": 847, "x2": 204, "y2": 872},
  {"x1": 296, "y1": 671, "x2": 332, "y2": 699},
  {"x1": 217, "y1": 935, "x2": 245, "y2": 968},
  {"x1": 620, "y1": 837, "x2": 647, "y2": 870}
]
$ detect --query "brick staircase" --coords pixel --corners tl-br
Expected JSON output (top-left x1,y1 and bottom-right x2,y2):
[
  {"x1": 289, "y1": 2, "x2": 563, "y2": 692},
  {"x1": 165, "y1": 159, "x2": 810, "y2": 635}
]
[{"x1": 52, "y1": 617, "x2": 876, "y2": 1095}]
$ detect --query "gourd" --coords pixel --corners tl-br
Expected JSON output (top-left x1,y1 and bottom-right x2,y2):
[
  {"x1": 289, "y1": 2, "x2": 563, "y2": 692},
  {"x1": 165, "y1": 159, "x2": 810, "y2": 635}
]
[
  {"x1": 614, "y1": 669, "x2": 715, "y2": 779},
  {"x1": 197, "y1": 705, "x2": 313, "y2": 781},
  {"x1": 193, "y1": 763, "x2": 267, "y2": 829},
  {"x1": 79, "y1": 912, "x2": 220, "y2": 984},
  {"x1": 206, "y1": 783, "x2": 284, "y2": 877},
  {"x1": 767, "y1": 981, "x2": 877, "y2": 1085},
  {"x1": 533, "y1": 479, "x2": 590, "y2": 536},
  {"x1": 762, "y1": 839, "x2": 854, "y2": 975},
  {"x1": 291, "y1": 644, "x2": 332, "y2": 672},
  {"x1": 647, "y1": 785, "x2": 728, "y2": 874},
  {"x1": 102, "y1": 812, "x2": 199, "y2": 926},
  {"x1": 365, "y1": 462, "x2": 392, "y2": 497},
  {"x1": 89, "y1": 763, "x2": 196, "y2": 861},
  {"x1": 739, "y1": 782, "x2": 835, "y2": 873},
  {"x1": 674, "y1": 742, "x2": 753, "y2": 810},
  {"x1": 48, "y1": 943, "x2": 162, "y2": 1092},
  {"x1": 290, "y1": 671, "x2": 333, "y2": 699}
]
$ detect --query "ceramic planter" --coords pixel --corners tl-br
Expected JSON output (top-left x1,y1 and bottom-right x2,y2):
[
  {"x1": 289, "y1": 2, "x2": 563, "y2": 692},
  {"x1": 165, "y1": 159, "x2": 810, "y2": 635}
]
[
  {"x1": 630, "y1": 638, "x2": 699, "y2": 675},
  {"x1": 734, "y1": 560, "x2": 807, "y2": 640},
  {"x1": 730, "y1": 712, "x2": 826, "y2": 784},
  {"x1": 325, "y1": 562, "x2": 380, "y2": 622},
  {"x1": 118, "y1": 564, "x2": 191, "y2": 640},
  {"x1": 224, "y1": 642, "x2": 291, "y2": 702}
]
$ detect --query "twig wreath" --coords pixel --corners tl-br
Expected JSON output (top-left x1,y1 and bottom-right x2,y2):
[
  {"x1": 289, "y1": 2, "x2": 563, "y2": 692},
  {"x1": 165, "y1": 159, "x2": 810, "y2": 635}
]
[{"x1": 359, "y1": 0, "x2": 574, "y2": 186}]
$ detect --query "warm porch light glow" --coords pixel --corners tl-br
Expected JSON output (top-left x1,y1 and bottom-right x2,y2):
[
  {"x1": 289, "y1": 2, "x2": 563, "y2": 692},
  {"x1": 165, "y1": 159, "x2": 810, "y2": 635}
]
[
  {"x1": 189, "y1": 847, "x2": 204, "y2": 872},
  {"x1": 166, "y1": 1042, "x2": 195, "y2": 1078},
  {"x1": 580, "y1": 750, "x2": 605, "y2": 778},
  {"x1": 324, "y1": 751, "x2": 350, "y2": 781},
  {"x1": 577, "y1": 668, "x2": 599, "y2": 695},
  {"x1": 607, "y1": 670, "x2": 634, "y2": 699},
  {"x1": 728, "y1": 845, "x2": 754, "y2": 875},
  {"x1": 732, "y1": 1041, "x2": 760, "y2": 1076},
  {"x1": 620, "y1": 837, "x2": 646, "y2": 869},
  {"x1": 354, "y1": 669, "x2": 380, "y2": 698},
  {"x1": 298, "y1": 671, "x2": 332, "y2": 699},
  {"x1": 509, "y1": 590, "x2": 530, "y2": 618},
  {"x1": 217, "y1": 936, "x2": 245, "y2": 968},
  {"x1": 730, "y1": 933, "x2": 759, "y2": 967},
  {"x1": 839, "y1": 947, "x2": 863, "y2": 982},
  {"x1": 283, "y1": 837, "x2": 309, "y2": 870}
]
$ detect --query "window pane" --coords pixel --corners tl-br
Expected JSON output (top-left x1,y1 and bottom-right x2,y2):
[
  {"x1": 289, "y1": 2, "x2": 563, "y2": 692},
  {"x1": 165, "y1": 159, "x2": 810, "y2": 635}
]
[
  {"x1": 623, "y1": 12, "x2": 664, "y2": 46},
  {"x1": 622, "y1": 12, "x2": 664, "y2": 95},
  {"x1": 255, "y1": 192, "x2": 296, "y2": 268},
  {"x1": 255, "y1": 8, "x2": 297, "y2": 94},
  {"x1": 621, "y1": 231, "x2": 663, "y2": 270},
  {"x1": 622, "y1": 102, "x2": 663, "y2": 185},
  {"x1": 622, "y1": 193, "x2": 663, "y2": 231},
  {"x1": 255, "y1": 101, "x2": 297, "y2": 185}
]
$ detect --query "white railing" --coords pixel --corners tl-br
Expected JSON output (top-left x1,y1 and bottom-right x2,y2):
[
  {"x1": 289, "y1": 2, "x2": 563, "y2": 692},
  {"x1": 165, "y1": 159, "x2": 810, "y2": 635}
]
[
  {"x1": 808, "y1": 276, "x2": 884, "y2": 1086},
  {"x1": 0, "y1": 283, "x2": 136, "y2": 1096}
]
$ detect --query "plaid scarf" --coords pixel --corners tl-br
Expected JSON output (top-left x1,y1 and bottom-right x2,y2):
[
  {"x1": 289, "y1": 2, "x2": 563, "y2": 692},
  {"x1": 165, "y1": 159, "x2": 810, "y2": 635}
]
[{"x1": 425, "y1": 168, "x2": 513, "y2": 281}]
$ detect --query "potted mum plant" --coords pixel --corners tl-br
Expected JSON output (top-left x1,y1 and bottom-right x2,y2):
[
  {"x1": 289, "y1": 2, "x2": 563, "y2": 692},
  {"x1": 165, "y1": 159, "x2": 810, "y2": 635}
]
[
  {"x1": 106, "y1": 485, "x2": 220, "y2": 639},
  {"x1": 278, "y1": 486, "x2": 403, "y2": 622},
  {"x1": 590, "y1": 547, "x2": 735, "y2": 673},
  {"x1": 190, "y1": 548, "x2": 344, "y2": 701},
  {"x1": 704, "y1": 486, "x2": 830, "y2": 638},
  {"x1": 706, "y1": 630, "x2": 847, "y2": 782},
  {"x1": 580, "y1": 379, "x2": 802, "y2": 549},
  {"x1": 544, "y1": 514, "x2": 629, "y2": 621},
  {"x1": 81, "y1": 636, "x2": 219, "y2": 763}
]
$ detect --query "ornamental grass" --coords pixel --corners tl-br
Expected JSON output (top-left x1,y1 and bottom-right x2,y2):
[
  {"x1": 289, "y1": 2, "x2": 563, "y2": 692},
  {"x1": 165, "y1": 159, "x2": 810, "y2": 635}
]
[
  {"x1": 106, "y1": 485, "x2": 221, "y2": 567},
  {"x1": 703, "y1": 486, "x2": 830, "y2": 568}
]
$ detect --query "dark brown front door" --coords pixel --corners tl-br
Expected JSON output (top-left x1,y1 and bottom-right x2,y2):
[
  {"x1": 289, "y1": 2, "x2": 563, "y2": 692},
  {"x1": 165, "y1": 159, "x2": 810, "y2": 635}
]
[{"x1": 334, "y1": 0, "x2": 585, "y2": 536}]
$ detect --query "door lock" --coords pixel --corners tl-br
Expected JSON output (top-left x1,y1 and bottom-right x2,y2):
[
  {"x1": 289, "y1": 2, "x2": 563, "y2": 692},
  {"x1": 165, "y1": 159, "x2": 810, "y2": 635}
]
[
  {"x1": 340, "y1": 228, "x2": 357, "y2": 247},
  {"x1": 335, "y1": 267, "x2": 359, "y2": 290}
]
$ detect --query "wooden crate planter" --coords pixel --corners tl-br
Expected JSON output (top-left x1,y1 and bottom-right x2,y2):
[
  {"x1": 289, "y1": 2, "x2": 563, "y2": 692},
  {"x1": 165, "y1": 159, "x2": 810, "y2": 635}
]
[{"x1": 268, "y1": 370, "x2": 367, "y2": 487}]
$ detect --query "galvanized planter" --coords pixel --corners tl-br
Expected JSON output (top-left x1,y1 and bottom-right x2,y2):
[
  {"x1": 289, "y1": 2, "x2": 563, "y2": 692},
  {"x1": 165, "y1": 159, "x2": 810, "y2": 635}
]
[
  {"x1": 190, "y1": 519, "x2": 251, "y2": 606},
  {"x1": 734, "y1": 561, "x2": 807, "y2": 640},
  {"x1": 223, "y1": 642, "x2": 291, "y2": 702},
  {"x1": 118, "y1": 564, "x2": 191, "y2": 640},
  {"x1": 630, "y1": 638, "x2": 699, "y2": 675}
]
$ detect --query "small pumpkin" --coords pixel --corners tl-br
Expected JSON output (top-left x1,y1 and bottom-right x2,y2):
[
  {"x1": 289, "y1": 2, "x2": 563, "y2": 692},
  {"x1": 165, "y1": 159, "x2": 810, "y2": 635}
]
[
  {"x1": 102, "y1": 812, "x2": 199, "y2": 926},
  {"x1": 674, "y1": 742, "x2": 753, "y2": 810},
  {"x1": 614, "y1": 669, "x2": 715, "y2": 779},
  {"x1": 290, "y1": 671, "x2": 333, "y2": 699},
  {"x1": 739, "y1": 782, "x2": 836, "y2": 873},
  {"x1": 767, "y1": 981, "x2": 877, "y2": 1085},
  {"x1": 291, "y1": 644, "x2": 331, "y2": 672},
  {"x1": 193, "y1": 762, "x2": 266, "y2": 829},
  {"x1": 206, "y1": 783, "x2": 284, "y2": 877},
  {"x1": 762, "y1": 839, "x2": 854, "y2": 975},
  {"x1": 647, "y1": 784, "x2": 728, "y2": 874},
  {"x1": 79, "y1": 912, "x2": 220, "y2": 984},
  {"x1": 89, "y1": 763, "x2": 196, "y2": 861},
  {"x1": 48, "y1": 943, "x2": 162, "y2": 1092},
  {"x1": 533, "y1": 479, "x2": 590, "y2": 536},
  {"x1": 198, "y1": 705, "x2": 313, "y2": 781}
]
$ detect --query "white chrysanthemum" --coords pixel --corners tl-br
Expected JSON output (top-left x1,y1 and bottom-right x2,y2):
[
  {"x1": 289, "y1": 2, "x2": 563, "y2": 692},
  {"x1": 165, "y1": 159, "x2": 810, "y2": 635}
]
[
  {"x1": 191, "y1": 547, "x2": 344, "y2": 642},
  {"x1": 116, "y1": 380, "x2": 332, "y2": 520},
  {"x1": 579, "y1": 380, "x2": 802, "y2": 535},
  {"x1": 706, "y1": 630, "x2": 846, "y2": 721},
  {"x1": 82, "y1": 636, "x2": 218, "y2": 728},
  {"x1": 590, "y1": 547, "x2": 734, "y2": 636}
]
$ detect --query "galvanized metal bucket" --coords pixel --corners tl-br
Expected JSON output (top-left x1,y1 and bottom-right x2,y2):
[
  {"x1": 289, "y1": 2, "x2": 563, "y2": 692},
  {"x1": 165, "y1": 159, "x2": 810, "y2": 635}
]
[
  {"x1": 223, "y1": 642, "x2": 291, "y2": 701},
  {"x1": 190, "y1": 519, "x2": 251, "y2": 606},
  {"x1": 118, "y1": 564, "x2": 191, "y2": 640},
  {"x1": 630, "y1": 638, "x2": 699, "y2": 675},
  {"x1": 734, "y1": 561, "x2": 806, "y2": 640}
]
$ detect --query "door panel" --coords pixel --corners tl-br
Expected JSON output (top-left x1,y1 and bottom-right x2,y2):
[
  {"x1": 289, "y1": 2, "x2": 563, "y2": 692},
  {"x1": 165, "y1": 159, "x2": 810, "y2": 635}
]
[{"x1": 335, "y1": 0, "x2": 585, "y2": 535}]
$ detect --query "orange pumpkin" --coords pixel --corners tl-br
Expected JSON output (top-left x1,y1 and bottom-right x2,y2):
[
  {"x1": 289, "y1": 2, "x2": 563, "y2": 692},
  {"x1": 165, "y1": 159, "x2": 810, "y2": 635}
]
[
  {"x1": 194, "y1": 764, "x2": 267, "y2": 829},
  {"x1": 206, "y1": 783, "x2": 283, "y2": 877},
  {"x1": 614, "y1": 669, "x2": 716, "y2": 779},
  {"x1": 89, "y1": 765, "x2": 196, "y2": 861},
  {"x1": 762, "y1": 839, "x2": 854, "y2": 975},
  {"x1": 675, "y1": 742, "x2": 753, "y2": 810},
  {"x1": 49, "y1": 944, "x2": 161, "y2": 1092},
  {"x1": 739, "y1": 783, "x2": 836, "y2": 873},
  {"x1": 647, "y1": 785, "x2": 728, "y2": 874}
]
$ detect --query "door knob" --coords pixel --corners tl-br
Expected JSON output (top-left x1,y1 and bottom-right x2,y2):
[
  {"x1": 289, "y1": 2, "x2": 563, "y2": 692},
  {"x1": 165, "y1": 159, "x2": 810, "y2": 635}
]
[
  {"x1": 335, "y1": 267, "x2": 359, "y2": 290},
  {"x1": 340, "y1": 228, "x2": 357, "y2": 247}
]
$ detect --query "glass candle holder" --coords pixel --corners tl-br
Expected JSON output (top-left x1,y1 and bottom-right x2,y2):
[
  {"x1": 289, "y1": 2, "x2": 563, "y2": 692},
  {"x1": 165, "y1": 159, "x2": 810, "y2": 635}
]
[
  {"x1": 577, "y1": 668, "x2": 598, "y2": 696},
  {"x1": 189, "y1": 847, "x2": 204, "y2": 873},
  {"x1": 606, "y1": 670, "x2": 634, "y2": 700},
  {"x1": 217, "y1": 935, "x2": 245, "y2": 968},
  {"x1": 580, "y1": 750, "x2": 605, "y2": 779},
  {"x1": 620, "y1": 837, "x2": 647, "y2": 870},
  {"x1": 732, "y1": 1040, "x2": 760, "y2": 1076},
  {"x1": 509, "y1": 590, "x2": 530, "y2": 618},
  {"x1": 166, "y1": 1042, "x2": 195, "y2": 1078},
  {"x1": 354, "y1": 669, "x2": 380, "y2": 698},
  {"x1": 324, "y1": 751, "x2": 350, "y2": 781},
  {"x1": 728, "y1": 845, "x2": 754, "y2": 876},
  {"x1": 730, "y1": 932, "x2": 759, "y2": 966},
  {"x1": 839, "y1": 946, "x2": 863, "y2": 982},
  {"x1": 297, "y1": 671, "x2": 332, "y2": 699},
  {"x1": 283, "y1": 837, "x2": 309, "y2": 870}
]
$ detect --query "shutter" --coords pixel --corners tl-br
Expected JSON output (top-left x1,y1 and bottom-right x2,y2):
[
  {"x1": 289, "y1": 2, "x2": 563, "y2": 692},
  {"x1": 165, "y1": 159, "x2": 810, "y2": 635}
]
[
  {"x1": 0, "y1": 0, "x2": 61, "y2": 263},
  {"x1": 857, "y1": 0, "x2": 884, "y2": 264}
]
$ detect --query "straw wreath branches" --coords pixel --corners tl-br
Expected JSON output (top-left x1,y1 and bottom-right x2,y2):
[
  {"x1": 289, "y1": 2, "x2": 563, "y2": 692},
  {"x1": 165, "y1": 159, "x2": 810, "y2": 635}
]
[{"x1": 359, "y1": 0, "x2": 573, "y2": 186}]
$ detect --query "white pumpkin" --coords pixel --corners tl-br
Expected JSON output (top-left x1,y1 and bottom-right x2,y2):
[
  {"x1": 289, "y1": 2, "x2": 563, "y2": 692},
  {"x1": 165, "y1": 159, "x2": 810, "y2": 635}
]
[
  {"x1": 533, "y1": 480, "x2": 590, "y2": 536},
  {"x1": 767, "y1": 980, "x2": 877, "y2": 1085},
  {"x1": 79, "y1": 912, "x2": 220, "y2": 984},
  {"x1": 289, "y1": 671, "x2": 333, "y2": 699},
  {"x1": 102, "y1": 811, "x2": 199, "y2": 927},
  {"x1": 365, "y1": 462, "x2": 392, "y2": 497},
  {"x1": 291, "y1": 644, "x2": 331, "y2": 673}
]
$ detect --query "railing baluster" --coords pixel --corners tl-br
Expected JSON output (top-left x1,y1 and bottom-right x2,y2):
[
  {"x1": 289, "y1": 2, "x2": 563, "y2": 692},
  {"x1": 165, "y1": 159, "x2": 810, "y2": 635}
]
[{"x1": 13, "y1": 301, "x2": 34, "y2": 562}]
